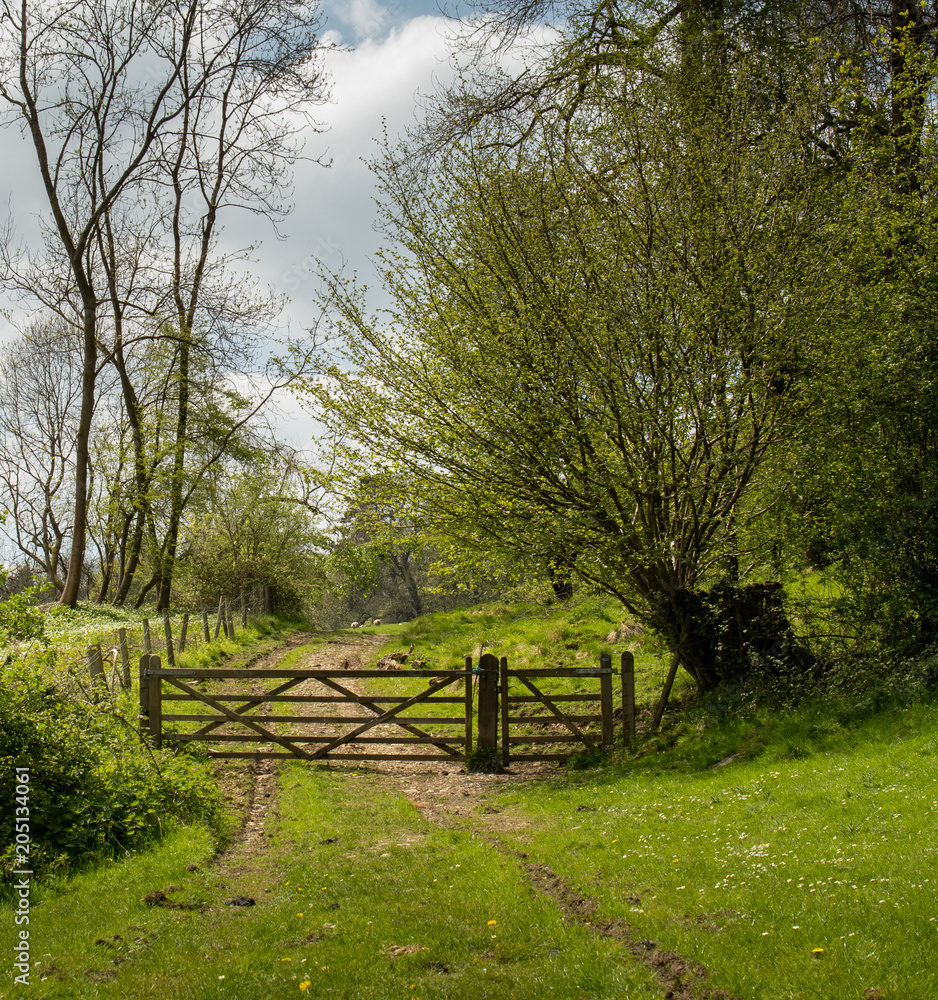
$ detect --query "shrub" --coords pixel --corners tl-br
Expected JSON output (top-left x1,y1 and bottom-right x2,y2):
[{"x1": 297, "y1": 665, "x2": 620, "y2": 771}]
[{"x1": 0, "y1": 668, "x2": 221, "y2": 881}]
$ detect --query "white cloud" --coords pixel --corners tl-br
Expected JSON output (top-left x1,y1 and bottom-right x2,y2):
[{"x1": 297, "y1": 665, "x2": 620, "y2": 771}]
[
  {"x1": 252, "y1": 15, "x2": 465, "y2": 326},
  {"x1": 345, "y1": 0, "x2": 392, "y2": 40}
]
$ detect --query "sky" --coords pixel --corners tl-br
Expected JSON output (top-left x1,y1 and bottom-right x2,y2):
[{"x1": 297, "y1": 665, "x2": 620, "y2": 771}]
[
  {"x1": 260, "y1": 0, "x2": 482, "y2": 443},
  {"x1": 0, "y1": 0, "x2": 546, "y2": 449},
  {"x1": 261, "y1": 0, "x2": 464, "y2": 327}
]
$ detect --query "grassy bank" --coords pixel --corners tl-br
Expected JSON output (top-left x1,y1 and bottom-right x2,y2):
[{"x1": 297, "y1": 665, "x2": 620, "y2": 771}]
[{"x1": 481, "y1": 698, "x2": 938, "y2": 999}]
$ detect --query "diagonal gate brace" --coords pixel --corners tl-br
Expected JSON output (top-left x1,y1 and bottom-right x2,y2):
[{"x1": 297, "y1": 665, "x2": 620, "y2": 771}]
[
  {"x1": 317, "y1": 674, "x2": 464, "y2": 758},
  {"x1": 192, "y1": 676, "x2": 307, "y2": 737},
  {"x1": 308, "y1": 675, "x2": 459, "y2": 761},
  {"x1": 166, "y1": 677, "x2": 313, "y2": 760},
  {"x1": 516, "y1": 674, "x2": 598, "y2": 753}
]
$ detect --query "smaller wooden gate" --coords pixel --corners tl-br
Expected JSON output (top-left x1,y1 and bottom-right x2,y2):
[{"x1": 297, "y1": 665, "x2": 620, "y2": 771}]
[{"x1": 473, "y1": 651, "x2": 635, "y2": 764}]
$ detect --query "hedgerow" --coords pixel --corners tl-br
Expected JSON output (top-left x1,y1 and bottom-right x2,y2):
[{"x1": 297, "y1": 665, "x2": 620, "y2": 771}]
[{"x1": 0, "y1": 665, "x2": 221, "y2": 882}]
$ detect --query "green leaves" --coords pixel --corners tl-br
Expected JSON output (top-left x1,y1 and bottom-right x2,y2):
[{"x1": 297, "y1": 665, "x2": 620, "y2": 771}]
[{"x1": 312, "y1": 32, "x2": 828, "y2": 633}]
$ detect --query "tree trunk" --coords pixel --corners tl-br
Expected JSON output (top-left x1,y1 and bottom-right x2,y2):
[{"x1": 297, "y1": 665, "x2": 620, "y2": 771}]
[
  {"x1": 58, "y1": 308, "x2": 97, "y2": 607},
  {"x1": 155, "y1": 332, "x2": 191, "y2": 611},
  {"x1": 648, "y1": 582, "x2": 802, "y2": 693},
  {"x1": 890, "y1": 0, "x2": 928, "y2": 195}
]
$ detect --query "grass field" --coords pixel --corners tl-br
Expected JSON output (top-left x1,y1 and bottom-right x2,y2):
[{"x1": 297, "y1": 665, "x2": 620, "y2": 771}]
[{"x1": 3, "y1": 597, "x2": 936, "y2": 999}]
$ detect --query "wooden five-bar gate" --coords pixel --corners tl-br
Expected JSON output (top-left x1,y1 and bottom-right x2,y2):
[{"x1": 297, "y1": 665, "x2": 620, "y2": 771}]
[{"x1": 138, "y1": 650, "x2": 636, "y2": 764}]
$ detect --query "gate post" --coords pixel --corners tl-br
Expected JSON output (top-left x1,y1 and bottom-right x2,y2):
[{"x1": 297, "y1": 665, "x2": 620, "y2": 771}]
[
  {"x1": 139, "y1": 653, "x2": 150, "y2": 735},
  {"x1": 162, "y1": 609, "x2": 175, "y2": 666},
  {"x1": 87, "y1": 645, "x2": 105, "y2": 701},
  {"x1": 476, "y1": 652, "x2": 499, "y2": 751},
  {"x1": 621, "y1": 651, "x2": 635, "y2": 746},
  {"x1": 118, "y1": 628, "x2": 131, "y2": 689},
  {"x1": 147, "y1": 654, "x2": 162, "y2": 749},
  {"x1": 464, "y1": 656, "x2": 473, "y2": 754},
  {"x1": 179, "y1": 613, "x2": 189, "y2": 653},
  {"x1": 500, "y1": 656, "x2": 510, "y2": 767},
  {"x1": 600, "y1": 653, "x2": 615, "y2": 753}
]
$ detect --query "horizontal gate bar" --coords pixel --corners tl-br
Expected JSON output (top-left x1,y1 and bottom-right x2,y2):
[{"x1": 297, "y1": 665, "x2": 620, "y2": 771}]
[
  {"x1": 199, "y1": 752, "x2": 461, "y2": 761},
  {"x1": 148, "y1": 668, "x2": 464, "y2": 679},
  {"x1": 163, "y1": 714, "x2": 465, "y2": 725},
  {"x1": 162, "y1": 693, "x2": 465, "y2": 704},
  {"x1": 506, "y1": 694, "x2": 601, "y2": 703},
  {"x1": 505, "y1": 668, "x2": 614, "y2": 677},
  {"x1": 164, "y1": 734, "x2": 467, "y2": 745},
  {"x1": 506, "y1": 735, "x2": 589, "y2": 744},
  {"x1": 506, "y1": 715, "x2": 600, "y2": 724},
  {"x1": 496, "y1": 753, "x2": 574, "y2": 761}
]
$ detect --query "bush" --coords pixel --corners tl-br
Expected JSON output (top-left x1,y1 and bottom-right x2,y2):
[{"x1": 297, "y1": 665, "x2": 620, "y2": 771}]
[
  {"x1": 0, "y1": 572, "x2": 50, "y2": 647},
  {"x1": 0, "y1": 668, "x2": 221, "y2": 881}
]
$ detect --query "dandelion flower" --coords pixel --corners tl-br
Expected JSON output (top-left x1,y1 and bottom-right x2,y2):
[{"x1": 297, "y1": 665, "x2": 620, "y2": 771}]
[
  {"x1": 487, "y1": 920, "x2": 497, "y2": 926},
  {"x1": 299, "y1": 980, "x2": 311, "y2": 992},
  {"x1": 812, "y1": 948, "x2": 825, "y2": 956}
]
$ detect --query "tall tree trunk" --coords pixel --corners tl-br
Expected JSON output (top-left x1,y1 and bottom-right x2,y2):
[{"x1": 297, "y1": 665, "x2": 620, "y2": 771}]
[
  {"x1": 890, "y1": 0, "x2": 928, "y2": 195},
  {"x1": 59, "y1": 307, "x2": 97, "y2": 606},
  {"x1": 110, "y1": 341, "x2": 154, "y2": 606},
  {"x1": 156, "y1": 331, "x2": 191, "y2": 611}
]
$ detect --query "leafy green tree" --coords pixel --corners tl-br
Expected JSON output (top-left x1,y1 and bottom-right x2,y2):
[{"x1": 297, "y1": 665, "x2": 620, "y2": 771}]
[
  {"x1": 174, "y1": 452, "x2": 327, "y2": 616},
  {"x1": 311, "y1": 39, "x2": 832, "y2": 690},
  {"x1": 779, "y1": 118, "x2": 938, "y2": 652}
]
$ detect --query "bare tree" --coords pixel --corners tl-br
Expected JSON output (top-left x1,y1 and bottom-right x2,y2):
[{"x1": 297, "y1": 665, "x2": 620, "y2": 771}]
[
  {"x1": 0, "y1": 319, "x2": 82, "y2": 592},
  {"x1": 0, "y1": 0, "x2": 328, "y2": 606}
]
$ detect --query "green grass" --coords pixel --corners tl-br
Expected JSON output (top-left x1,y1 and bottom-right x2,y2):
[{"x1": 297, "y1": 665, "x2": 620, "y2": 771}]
[
  {"x1": 5, "y1": 766, "x2": 663, "y2": 1000},
  {"x1": 481, "y1": 698, "x2": 938, "y2": 1000}
]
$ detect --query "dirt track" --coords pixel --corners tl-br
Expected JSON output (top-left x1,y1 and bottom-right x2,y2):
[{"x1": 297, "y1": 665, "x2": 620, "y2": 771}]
[{"x1": 209, "y1": 632, "x2": 741, "y2": 1000}]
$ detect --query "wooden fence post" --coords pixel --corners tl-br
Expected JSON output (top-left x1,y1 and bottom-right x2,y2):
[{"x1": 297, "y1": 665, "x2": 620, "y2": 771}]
[
  {"x1": 500, "y1": 655, "x2": 510, "y2": 767},
  {"x1": 621, "y1": 651, "x2": 635, "y2": 747},
  {"x1": 202, "y1": 607, "x2": 210, "y2": 643},
  {"x1": 162, "y1": 609, "x2": 175, "y2": 666},
  {"x1": 138, "y1": 653, "x2": 150, "y2": 734},
  {"x1": 179, "y1": 613, "x2": 189, "y2": 653},
  {"x1": 147, "y1": 654, "x2": 162, "y2": 749},
  {"x1": 142, "y1": 618, "x2": 152, "y2": 654},
  {"x1": 118, "y1": 628, "x2": 131, "y2": 689},
  {"x1": 464, "y1": 656, "x2": 473, "y2": 754},
  {"x1": 600, "y1": 653, "x2": 614, "y2": 753},
  {"x1": 226, "y1": 599, "x2": 235, "y2": 638},
  {"x1": 476, "y1": 652, "x2": 499, "y2": 751},
  {"x1": 214, "y1": 598, "x2": 223, "y2": 641},
  {"x1": 87, "y1": 645, "x2": 105, "y2": 700}
]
